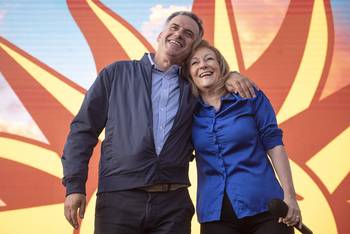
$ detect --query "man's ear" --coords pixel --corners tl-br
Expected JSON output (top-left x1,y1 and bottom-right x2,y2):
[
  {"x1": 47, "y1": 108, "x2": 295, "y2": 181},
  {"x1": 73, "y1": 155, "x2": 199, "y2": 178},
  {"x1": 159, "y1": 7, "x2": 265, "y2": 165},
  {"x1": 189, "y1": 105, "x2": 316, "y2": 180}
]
[{"x1": 157, "y1": 32, "x2": 163, "y2": 42}]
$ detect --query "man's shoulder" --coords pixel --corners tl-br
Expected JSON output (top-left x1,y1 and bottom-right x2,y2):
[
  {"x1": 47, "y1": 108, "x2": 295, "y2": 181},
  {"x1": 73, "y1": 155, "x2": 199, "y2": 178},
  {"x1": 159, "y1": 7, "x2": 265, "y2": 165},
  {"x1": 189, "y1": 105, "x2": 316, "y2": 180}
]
[{"x1": 105, "y1": 59, "x2": 140, "y2": 70}]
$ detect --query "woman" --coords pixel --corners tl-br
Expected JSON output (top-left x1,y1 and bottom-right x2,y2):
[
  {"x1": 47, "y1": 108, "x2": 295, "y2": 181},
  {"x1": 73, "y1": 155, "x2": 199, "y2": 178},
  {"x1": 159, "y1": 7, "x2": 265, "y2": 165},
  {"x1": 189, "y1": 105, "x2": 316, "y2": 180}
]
[{"x1": 182, "y1": 40, "x2": 302, "y2": 234}]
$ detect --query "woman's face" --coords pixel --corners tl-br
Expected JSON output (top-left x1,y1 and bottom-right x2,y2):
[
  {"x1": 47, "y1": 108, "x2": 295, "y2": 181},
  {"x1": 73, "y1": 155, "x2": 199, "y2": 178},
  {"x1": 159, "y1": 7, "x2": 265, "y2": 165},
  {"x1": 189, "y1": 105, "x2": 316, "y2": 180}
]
[{"x1": 189, "y1": 47, "x2": 221, "y2": 93}]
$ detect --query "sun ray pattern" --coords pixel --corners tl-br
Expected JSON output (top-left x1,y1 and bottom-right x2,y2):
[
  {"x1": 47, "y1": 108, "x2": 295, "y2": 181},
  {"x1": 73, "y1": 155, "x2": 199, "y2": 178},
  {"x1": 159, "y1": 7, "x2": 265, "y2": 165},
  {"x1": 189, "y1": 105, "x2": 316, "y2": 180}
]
[
  {"x1": 277, "y1": 0, "x2": 329, "y2": 123},
  {"x1": 0, "y1": 137, "x2": 62, "y2": 178},
  {"x1": 307, "y1": 127, "x2": 350, "y2": 194},
  {"x1": 214, "y1": 0, "x2": 239, "y2": 70}
]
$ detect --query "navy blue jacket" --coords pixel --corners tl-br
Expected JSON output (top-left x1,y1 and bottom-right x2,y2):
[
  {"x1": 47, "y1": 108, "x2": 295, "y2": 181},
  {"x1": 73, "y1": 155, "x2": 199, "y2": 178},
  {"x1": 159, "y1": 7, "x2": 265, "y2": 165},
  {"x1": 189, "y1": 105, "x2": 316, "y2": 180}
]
[{"x1": 62, "y1": 54, "x2": 197, "y2": 195}]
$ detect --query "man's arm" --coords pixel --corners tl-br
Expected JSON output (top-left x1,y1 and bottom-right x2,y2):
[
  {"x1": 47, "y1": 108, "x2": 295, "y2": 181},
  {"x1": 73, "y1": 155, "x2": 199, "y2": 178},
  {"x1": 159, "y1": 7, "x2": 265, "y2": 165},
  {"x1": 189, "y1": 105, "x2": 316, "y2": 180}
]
[
  {"x1": 61, "y1": 68, "x2": 111, "y2": 229},
  {"x1": 225, "y1": 71, "x2": 259, "y2": 98}
]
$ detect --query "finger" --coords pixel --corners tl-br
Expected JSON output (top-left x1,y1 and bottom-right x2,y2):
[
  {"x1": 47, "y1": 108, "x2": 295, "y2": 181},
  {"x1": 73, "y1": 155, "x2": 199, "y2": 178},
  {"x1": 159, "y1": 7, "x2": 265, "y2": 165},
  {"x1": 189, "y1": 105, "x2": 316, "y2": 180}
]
[
  {"x1": 297, "y1": 214, "x2": 303, "y2": 229},
  {"x1": 299, "y1": 219, "x2": 303, "y2": 229},
  {"x1": 283, "y1": 209, "x2": 294, "y2": 225},
  {"x1": 64, "y1": 204, "x2": 74, "y2": 228},
  {"x1": 245, "y1": 80, "x2": 256, "y2": 98},
  {"x1": 65, "y1": 208, "x2": 76, "y2": 228},
  {"x1": 239, "y1": 81, "x2": 252, "y2": 98},
  {"x1": 224, "y1": 82, "x2": 235, "y2": 93},
  {"x1": 79, "y1": 199, "x2": 86, "y2": 219},
  {"x1": 70, "y1": 206, "x2": 79, "y2": 229},
  {"x1": 288, "y1": 211, "x2": 300, "y2": 226},
  {"x1": 236, "y1": 82, "x2": 247, "y2": 98}
]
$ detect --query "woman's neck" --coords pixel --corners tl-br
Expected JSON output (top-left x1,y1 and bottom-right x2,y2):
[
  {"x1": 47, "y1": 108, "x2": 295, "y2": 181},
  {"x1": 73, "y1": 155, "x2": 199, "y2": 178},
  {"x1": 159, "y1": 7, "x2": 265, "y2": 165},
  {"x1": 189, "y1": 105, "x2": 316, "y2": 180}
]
[{"x1": 200, "y1": 88, "x2": 227, "y2": 111}]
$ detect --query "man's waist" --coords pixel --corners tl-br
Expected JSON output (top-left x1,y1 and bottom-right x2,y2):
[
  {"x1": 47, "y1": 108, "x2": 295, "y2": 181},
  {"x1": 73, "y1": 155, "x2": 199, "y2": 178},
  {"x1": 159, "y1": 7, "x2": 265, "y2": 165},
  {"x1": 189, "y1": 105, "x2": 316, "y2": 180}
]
[
  {"x1": 97, "y1": 170, "x2": 190, "y2": 194},
  {"x1": 139, "y1": 183, "x2": 188, "y2": 192}
]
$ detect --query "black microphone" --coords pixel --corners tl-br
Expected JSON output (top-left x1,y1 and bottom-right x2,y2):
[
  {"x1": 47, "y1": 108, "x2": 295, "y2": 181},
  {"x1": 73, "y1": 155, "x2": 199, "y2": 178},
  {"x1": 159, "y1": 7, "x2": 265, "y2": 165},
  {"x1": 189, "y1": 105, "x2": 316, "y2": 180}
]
[{"x1": 268, "y1": 199, "x2": 313, "y2": 234}]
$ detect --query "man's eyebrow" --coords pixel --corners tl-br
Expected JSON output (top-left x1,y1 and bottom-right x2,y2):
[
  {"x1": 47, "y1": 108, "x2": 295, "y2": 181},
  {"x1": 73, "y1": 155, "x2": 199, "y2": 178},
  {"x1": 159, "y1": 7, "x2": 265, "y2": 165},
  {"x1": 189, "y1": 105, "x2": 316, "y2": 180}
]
[{"x1": 184, "y1": 29, "x2": 194, "y2": 36}]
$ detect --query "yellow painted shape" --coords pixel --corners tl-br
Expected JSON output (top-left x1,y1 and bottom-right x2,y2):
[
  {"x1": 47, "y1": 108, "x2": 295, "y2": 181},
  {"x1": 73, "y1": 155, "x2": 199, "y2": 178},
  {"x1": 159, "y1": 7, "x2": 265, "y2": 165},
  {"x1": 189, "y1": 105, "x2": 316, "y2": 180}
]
[
  {"x1": 214, "y1": 0, "x2": 239, "y2": 71},
  {"x1": 189, "y1": 160, "x2": 200, "y2": 233},
  {"x1": 0, "y1": 137, "x2": 62, "y2": 178},
  {"x1": 307, "y1": 127, "x2": 350, "y2": 193},
  {"x1": 290, "y1": 159, "x2": 337, "y2": 234},
  {"x1": 87, "y1": 0, "x2": 150, "y2": 60},
  {"x1": 0, "y1": 204, "x2": 73, "y2": 234},
  {"x1": 277, "y1": 0, "x2": 328, "y2": 123},
  {"x1": 0, "y1": 42, "x2": 84, "y2": 116}
]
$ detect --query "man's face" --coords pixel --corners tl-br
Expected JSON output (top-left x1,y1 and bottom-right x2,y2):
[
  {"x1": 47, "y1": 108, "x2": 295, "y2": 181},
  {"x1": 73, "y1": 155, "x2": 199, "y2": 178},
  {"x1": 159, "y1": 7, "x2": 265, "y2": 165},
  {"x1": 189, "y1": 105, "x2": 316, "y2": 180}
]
[{"x1": 157, "y1": 15, "x2": 200, "y2": 64}]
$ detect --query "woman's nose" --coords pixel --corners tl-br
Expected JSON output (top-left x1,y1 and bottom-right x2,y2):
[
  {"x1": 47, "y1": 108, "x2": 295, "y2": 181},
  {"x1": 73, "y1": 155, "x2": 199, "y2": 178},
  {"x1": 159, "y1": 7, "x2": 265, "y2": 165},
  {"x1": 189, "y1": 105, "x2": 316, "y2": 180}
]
[{"x1": 199, "y1": 61, "x2": 208, "y2": 69}]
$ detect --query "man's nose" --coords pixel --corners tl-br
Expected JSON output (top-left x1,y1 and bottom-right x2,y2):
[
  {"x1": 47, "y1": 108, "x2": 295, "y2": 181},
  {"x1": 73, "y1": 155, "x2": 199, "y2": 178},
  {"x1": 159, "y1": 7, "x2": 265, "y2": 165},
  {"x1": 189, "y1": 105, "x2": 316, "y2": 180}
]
[{"x1": 173, "y1": 29, "x2": 184, "y2": 38}]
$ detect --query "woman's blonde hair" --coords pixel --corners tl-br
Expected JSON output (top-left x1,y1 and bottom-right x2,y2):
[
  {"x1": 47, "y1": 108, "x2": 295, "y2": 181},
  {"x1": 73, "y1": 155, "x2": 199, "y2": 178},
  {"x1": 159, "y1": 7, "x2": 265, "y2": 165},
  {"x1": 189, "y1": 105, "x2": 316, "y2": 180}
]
[{"x1": 182, "y1": 40, "x2": 231, "y2": 96}]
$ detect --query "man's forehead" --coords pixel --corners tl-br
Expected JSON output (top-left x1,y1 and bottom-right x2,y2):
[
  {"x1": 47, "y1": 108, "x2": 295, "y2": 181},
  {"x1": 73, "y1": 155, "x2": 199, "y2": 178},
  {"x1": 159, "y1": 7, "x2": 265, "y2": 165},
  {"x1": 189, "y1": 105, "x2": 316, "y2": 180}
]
[{"x1": 167, "y1": 15, "x2": 200, "y2": 33}]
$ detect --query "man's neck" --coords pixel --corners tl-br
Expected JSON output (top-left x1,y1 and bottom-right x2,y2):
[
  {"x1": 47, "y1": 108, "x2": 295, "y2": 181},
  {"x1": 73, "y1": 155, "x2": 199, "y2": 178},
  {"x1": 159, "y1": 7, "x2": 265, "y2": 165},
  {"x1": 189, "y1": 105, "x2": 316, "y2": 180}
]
[{"x1": 154, "y1": 53, "x2": 180, "y2": 71}]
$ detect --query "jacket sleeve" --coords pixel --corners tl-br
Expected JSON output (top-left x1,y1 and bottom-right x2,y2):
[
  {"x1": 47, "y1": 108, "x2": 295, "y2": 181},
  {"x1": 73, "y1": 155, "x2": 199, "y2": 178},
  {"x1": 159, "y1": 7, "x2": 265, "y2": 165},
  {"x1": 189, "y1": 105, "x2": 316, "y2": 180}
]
[
  {"x1": 252, "y1": 89, "x2": 283, "y2": 151},
  {"x1": 61, "y1": 68, "x2": 112, "y2": 196}
]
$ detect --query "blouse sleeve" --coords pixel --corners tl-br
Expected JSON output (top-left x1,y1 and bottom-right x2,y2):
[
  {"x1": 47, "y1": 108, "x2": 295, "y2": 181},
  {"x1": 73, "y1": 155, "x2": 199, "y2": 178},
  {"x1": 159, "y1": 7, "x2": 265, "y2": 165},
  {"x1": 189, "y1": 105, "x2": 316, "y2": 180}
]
[{"x1": 252, "y1": 89, "x2": 283, "y2": 151}]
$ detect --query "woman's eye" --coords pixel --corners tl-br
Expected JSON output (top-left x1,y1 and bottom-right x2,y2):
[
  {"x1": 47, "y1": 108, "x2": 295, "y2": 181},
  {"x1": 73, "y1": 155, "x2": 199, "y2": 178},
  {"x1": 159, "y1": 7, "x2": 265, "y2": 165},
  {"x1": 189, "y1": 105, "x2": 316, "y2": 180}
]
[{"x1": 191, "y1": 61, "x2": 198, "y2": 65}]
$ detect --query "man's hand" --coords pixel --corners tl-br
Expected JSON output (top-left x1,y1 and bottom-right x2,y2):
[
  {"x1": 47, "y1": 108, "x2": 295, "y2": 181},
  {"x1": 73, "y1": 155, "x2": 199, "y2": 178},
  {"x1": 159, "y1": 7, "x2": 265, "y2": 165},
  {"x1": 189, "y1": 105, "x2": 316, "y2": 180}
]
[
  {"x1": 64, "y1": 193, "x2": 86, "y2": 229},
  {"x1": 225, "y1": 71, "x2": 259, "y2": 98}
]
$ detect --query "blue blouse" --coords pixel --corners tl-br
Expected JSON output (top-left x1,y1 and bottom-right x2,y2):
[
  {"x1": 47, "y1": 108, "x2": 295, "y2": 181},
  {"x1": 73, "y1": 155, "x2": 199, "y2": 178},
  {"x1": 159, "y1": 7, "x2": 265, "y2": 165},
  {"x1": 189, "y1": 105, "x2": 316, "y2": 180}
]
[{"x1": 192, "y1": 90, "x2": 284, "y2": 223}]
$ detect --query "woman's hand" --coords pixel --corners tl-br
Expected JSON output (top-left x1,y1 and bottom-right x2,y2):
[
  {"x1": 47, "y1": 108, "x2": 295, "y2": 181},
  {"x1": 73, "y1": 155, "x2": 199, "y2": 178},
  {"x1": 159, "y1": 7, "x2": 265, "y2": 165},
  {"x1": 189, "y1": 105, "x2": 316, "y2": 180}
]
[{"x1": 280, "y1": 196, "x2": 302, "y2": 229}]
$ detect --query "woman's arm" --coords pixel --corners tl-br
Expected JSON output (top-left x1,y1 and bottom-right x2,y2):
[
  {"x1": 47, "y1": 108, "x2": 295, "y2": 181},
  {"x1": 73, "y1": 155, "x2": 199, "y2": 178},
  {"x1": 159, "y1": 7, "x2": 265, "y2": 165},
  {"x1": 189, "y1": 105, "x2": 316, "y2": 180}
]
[{"x1": 268, "y1": 145, "x2": 302, "y2": 228}]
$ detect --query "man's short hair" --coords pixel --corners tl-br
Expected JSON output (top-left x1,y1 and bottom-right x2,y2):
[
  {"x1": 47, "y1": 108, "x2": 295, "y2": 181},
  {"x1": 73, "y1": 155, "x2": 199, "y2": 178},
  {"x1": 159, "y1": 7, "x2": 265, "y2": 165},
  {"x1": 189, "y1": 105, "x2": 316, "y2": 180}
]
[{"x1": 165, "y1": 11, "x2": 204, "y2": 38}]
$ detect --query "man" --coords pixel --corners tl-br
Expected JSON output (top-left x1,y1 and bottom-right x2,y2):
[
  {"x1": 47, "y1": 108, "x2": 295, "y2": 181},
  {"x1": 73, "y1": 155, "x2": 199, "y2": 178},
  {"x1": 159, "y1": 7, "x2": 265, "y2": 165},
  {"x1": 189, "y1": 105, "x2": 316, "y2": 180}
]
[{"x1": 62, "y1": 11, "x2": 256, "y2": 234}]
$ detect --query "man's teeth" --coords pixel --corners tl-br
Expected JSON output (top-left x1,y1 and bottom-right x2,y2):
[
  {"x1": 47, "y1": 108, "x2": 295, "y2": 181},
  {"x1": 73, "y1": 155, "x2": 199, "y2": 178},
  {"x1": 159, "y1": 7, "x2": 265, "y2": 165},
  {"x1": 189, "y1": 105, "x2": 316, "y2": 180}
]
[{"x1": 169, "y1": 40, "x2": 182, "y2": 47}]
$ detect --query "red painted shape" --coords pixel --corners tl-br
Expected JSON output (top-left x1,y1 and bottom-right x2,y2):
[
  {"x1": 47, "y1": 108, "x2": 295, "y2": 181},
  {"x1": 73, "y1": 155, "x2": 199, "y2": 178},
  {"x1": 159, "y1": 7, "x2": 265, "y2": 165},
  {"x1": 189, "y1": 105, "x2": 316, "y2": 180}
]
[
  {"x1": 0, "y1": 38, "x2": 79, "y2": 153},
  {"x1": 0, "y1": 158, "x2": 64, "y2": 211},
  {"x1": 192, "y1": 0, "x2": 215, "y2": 44},
  {"x1": 67, "y1": 0, "x2": 154, "y2": 73}
]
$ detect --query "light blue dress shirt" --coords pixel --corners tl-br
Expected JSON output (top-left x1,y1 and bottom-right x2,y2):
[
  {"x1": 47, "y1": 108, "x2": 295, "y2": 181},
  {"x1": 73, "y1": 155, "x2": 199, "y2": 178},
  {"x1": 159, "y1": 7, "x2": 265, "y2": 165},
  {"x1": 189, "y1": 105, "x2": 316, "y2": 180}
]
[
  {"x1": 192, "y1": 90, "x2": 284, "y2": 222},
  {"x1": 148, "y1": 54, "x2": 180, "y2": 155}
]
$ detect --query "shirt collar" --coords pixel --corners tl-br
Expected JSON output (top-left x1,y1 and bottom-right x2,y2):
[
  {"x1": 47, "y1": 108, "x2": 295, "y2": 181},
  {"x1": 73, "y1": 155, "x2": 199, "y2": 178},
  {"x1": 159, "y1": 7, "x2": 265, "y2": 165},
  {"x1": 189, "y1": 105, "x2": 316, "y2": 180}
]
[{"x1": 198, "y1": 92, "x2": 239, "y2": 107}]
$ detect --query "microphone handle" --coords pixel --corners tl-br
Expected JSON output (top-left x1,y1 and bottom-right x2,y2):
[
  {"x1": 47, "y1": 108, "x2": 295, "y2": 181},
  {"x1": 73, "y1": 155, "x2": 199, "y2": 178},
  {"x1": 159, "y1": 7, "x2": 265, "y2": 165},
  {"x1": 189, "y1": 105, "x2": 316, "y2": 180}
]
[{"x1": 296, "y1": 223, "x2": 313, "y2": 234}]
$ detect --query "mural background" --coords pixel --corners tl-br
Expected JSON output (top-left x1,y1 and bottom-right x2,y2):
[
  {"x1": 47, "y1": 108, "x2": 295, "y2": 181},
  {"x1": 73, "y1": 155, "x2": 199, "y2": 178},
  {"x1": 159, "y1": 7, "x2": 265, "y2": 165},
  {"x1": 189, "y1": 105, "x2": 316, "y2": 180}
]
[{"x1": 0, "y1": 0, "x2": 349, "y2": 233}]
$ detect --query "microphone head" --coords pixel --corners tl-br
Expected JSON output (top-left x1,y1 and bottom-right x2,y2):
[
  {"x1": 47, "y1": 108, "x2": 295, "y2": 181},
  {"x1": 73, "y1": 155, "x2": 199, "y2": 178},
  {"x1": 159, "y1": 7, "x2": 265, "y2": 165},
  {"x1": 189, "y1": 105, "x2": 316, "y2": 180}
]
[{"x1": 268, "y1": 199, "x2": 288, "y2": 218}]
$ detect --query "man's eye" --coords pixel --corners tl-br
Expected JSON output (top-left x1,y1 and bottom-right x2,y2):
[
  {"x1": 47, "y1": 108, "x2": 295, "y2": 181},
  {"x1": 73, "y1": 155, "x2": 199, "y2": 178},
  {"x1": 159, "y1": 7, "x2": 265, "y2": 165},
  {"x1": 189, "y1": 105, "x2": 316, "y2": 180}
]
[{"x1": 185, "y1": 32, "x2": 193, "y2": 38}]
